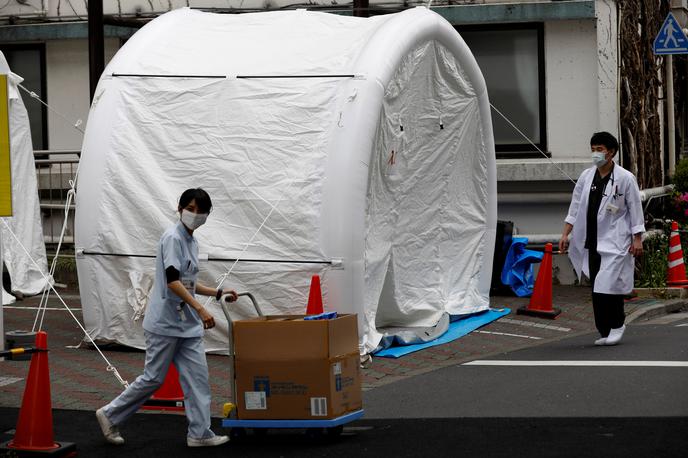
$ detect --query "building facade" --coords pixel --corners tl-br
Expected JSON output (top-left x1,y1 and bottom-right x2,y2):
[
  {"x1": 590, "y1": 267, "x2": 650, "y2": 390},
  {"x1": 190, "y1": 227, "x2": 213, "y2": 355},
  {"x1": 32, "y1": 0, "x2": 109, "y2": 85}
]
[{"x1": 0, "y1": 0, "x2": 656, "y2": 242}]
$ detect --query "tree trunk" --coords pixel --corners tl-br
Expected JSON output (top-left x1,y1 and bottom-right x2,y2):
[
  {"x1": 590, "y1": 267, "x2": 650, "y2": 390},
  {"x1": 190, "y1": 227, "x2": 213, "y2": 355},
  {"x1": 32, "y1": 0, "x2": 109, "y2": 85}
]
[{"x1": 618, "y1": 0, "x2": 668, "y2": 188}]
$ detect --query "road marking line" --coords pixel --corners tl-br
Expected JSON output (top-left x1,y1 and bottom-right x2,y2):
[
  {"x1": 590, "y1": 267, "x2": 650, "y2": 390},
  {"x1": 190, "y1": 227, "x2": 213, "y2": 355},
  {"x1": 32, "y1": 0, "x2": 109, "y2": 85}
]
[
  {"x1": 2, "y1": 306, "x2": 81, "y2": 311},
  {"x1": 499, "y1": 318, "x2": 571, "y2": 332},
  {"x1": 0, "y1": 376, "x2": 23, "y2": 387},
  {"x1": 345, "y1": 426, "x2": 375, "y2": 432},
  {"x1": 677, "y1": 323, "x2": 688, "y2": 327},
  {"x1": 475, "y1": 330, "x2": 542, "y2": 340},
  {"x1": 463, "y1": 360, "x2": 688, "y2": 367}
]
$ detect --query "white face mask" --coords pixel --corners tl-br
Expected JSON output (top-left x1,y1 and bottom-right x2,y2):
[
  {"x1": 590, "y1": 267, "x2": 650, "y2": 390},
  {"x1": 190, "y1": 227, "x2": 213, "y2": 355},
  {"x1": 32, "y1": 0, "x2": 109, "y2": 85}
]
[
  {"x1": 180, "y1": 210, "x2": 208, "y2": 230},
  {"x1": 591, "y1": 152, "x2": 607, "y2": 167}
]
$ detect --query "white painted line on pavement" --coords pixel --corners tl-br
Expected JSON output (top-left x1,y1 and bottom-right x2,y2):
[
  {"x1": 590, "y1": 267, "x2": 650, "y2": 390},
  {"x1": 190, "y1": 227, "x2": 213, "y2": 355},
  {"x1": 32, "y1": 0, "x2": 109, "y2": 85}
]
[
  {"x1": 2, "y1": 306, "x2": 81, "y2": 311},
  {"x1": 475, "y1": 330, "x2": 542, "y2": 340},
  {"x1": 0, "y1": 377, "x2": 23, "y2": 387},
  {"x1": 462, "y1": 360, "x2": 688, "y2": 367},
  {"x1": 499, "y1": 318, "x2": 571, "y2": 332},
  {"x1": 677, "y1": 323, "x2": 688, "y2": 327},
  {"x1": 345, "y1": 426, "x2": 375, "y2": 432}
]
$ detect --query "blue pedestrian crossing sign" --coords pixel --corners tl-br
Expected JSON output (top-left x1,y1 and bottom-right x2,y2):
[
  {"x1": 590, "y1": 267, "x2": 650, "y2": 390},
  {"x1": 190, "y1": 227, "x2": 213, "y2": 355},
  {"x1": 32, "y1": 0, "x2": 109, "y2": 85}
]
[{"x1": 654, "y1": 13, "x2": 688, "y2": 54}]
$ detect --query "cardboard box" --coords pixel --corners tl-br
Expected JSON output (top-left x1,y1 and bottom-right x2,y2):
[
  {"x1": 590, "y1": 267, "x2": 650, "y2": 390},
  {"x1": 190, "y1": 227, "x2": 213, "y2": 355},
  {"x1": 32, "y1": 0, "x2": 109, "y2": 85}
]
[
  {"x1": 233, "y1": 314, "x2": 362, "y2": 420},
  {"x1": 235, "y1": 354, "x2": 361, "y2": 419},
  {"x1": 233, "y1": 314, "x2": 359, "y2": 360}
]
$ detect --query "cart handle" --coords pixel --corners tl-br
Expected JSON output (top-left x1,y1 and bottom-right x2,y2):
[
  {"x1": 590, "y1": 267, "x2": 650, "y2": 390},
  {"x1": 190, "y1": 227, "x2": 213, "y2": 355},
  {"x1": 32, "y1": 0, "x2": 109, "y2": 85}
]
[
  {"x1": 219, "y1": 292, "x2": 263, "y2": 326},
  {"x1": 219, "y1": 291, "x2": 263, "y2": 419}
]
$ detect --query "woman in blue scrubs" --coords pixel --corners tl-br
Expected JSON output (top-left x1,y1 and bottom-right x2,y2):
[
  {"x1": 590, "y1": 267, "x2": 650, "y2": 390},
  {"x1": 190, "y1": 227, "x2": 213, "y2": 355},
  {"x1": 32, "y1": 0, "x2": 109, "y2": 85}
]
[{"x1": 96, "y1": 188, "x2": 237, "y2": 447}]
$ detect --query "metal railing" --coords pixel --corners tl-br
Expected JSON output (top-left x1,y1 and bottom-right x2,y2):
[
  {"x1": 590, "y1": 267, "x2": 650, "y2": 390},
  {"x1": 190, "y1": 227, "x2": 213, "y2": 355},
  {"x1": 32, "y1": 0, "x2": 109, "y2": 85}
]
[{"x1": 34, "y1": 150, "x2": 80, "y2": 247}]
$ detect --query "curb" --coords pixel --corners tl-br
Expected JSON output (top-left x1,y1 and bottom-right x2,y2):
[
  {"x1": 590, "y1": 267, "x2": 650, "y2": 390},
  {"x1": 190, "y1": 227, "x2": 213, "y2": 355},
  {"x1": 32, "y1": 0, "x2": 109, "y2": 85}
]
[
  {"x1": 633, "y1": 287, "x2": 688, "y2": 299},
  {"x1": 626, "y1": 298, "x2": 688, "y2": 324}
]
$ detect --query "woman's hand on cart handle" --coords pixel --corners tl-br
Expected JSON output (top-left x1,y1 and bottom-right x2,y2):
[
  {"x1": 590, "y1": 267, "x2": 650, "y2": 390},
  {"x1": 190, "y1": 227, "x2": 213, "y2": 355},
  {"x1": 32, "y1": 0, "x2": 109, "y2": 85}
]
[{"x1": 224, "y1": 290, "x2": 238, "y2": 302}]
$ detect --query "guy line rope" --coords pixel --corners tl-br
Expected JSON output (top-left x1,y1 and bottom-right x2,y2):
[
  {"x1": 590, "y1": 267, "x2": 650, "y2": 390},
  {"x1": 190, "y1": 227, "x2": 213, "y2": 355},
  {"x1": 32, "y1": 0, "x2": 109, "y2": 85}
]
[
  {"x1": 1, "y1": 219, "x2": 130, "y2": 388},
  {"x1": 488, "y1": 103, "x2": 577, "y2": 186},
  {"x1": 201, "y1": 174, "x2": 297, "y2": 310},
  {"x1": 7, "y1": 84, "x2": 130, "y2": 387},
  {"x1": 15, "y1": 84, "x2": 86, "y2": 334},
  {"x1": 9, "y1": 81, "x2": 301, "y2": 389}
]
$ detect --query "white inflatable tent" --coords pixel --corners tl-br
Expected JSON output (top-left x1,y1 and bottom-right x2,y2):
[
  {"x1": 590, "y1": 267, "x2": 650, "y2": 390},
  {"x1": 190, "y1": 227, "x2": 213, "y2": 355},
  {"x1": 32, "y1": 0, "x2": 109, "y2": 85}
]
[
  {"x1": 75, "y1": 7, "x2": 496, "y2": 355},
  {"x1": 0, "y1": 51, "x2": 50, "y2": 305}
]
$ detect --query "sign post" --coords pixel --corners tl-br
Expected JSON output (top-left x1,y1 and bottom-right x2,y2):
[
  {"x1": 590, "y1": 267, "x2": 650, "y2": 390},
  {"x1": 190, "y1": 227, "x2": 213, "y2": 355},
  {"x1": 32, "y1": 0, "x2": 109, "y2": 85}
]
[
  {"x1": 0, "y1": 73, "x2": 9, "y2": 216},
  {"x1": 0, "y1": 72, "x2": 10, "y2": 353},
  {"x1": 654, "y1": 12, "x2": 688, "y2": 177},
  {"x1": 0, "y1": 229, "x2": 3, "y2": 354}
]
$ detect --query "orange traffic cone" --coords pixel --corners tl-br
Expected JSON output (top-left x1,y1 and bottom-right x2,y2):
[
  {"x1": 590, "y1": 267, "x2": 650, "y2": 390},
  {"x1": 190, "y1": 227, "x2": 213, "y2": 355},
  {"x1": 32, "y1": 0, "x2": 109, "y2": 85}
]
[
  {"x1": 667, "y1": 221, "x2": 688, "y2": 286},
  {"x1": 141, "y1": 363, "x2": 185, "y2": 411},
  {"x1": 0, "y1": 331, "x2": 76, "y2": 456},
  {"x1": 306, "y1": 274, "x2": 324, "y2": 315},
  {"x1": 517, "y1": 243, "x2": 561, "y2": 319}
]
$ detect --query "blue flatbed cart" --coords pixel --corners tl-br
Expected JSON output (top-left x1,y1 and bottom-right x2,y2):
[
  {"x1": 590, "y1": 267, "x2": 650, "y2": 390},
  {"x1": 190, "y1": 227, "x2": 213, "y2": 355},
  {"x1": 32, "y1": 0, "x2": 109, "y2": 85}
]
[{"x1": 219, "y1": 292, "x2": 364, "y2": 439}]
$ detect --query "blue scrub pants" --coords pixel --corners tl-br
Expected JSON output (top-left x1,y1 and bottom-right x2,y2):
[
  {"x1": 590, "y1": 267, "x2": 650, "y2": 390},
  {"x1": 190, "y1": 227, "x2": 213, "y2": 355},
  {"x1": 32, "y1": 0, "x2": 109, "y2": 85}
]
[{"x1": 102, "y1": 331, "x2": 214, "y2": 440}]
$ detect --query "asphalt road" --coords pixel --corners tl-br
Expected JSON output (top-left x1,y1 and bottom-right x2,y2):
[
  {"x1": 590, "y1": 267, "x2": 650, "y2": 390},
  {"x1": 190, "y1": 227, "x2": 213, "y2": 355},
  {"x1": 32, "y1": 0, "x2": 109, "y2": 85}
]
[
  {"x1": 363, "y1": 314, "x2": 688, "y2": 418},
  {"x1": 2, "y1": 409, "x2": 686, "y2": 458},
  {"x1": 1, "y1": 315, "x2": 686, "y2": 457}
]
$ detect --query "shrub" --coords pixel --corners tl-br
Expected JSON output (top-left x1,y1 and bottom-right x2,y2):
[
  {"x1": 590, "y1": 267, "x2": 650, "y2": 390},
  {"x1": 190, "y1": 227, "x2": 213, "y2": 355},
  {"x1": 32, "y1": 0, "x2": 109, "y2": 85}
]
[
  {"x1": 635, "y1": 231, "x2": 668, "y2": 288},
  {"x1": 673, "y1": 157, "x2": 688, "y2": 194}
]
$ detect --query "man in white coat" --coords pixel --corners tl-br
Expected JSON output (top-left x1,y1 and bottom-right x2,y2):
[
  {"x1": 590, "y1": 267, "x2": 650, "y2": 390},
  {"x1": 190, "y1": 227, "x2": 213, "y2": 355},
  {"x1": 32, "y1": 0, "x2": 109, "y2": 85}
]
[{"x1": 559, "y1": 132, "x2": 644, "y2": 346}]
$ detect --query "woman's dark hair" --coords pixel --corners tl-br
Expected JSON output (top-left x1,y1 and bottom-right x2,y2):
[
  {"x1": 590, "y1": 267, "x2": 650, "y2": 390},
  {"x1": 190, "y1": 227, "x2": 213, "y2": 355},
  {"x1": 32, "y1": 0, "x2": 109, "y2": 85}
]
[
  {"x1": 178, "y1": 188, "x2": 212, "y2": 214},
  {"x1": 590, "y1": 131, "x2": 619, "y2": 153}
]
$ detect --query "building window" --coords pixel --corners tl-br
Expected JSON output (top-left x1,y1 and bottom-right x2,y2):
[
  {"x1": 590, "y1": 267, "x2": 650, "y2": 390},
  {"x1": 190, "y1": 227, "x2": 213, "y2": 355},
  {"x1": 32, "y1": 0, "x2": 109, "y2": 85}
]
[
  {"x1": 0, "y1": 44, "x2": 47, "y2": 150},
  {"x1": 459, "y1": 24, "x2": 546, "y2": 158}
]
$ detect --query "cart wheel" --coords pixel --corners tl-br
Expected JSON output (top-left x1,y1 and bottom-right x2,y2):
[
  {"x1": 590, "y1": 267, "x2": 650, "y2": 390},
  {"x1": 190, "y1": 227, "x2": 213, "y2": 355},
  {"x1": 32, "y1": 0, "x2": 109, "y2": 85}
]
[
  {"x1": 252, "y1": 428, "x2": 268, "y2": 437},
  {"x1": 326, "y1": 425, "x2": 343, "y2": 437},
  {"x1": 230, "y1": 427, "x2": 246, "y2": 440},
  {"x1": 305, "y1": 427, "x2": 325, "y2": 440}
]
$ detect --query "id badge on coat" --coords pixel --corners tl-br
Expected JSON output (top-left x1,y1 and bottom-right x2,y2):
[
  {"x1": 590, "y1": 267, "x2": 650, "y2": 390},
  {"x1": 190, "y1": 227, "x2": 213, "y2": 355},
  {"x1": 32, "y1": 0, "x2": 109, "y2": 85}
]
[
  {"x1": 605, "y1": 203, "x2": 620, "y2": 215},
  {"x1": 181, "y1": 277, "x2": 196, "y2": 294},
  {"x1": 176, "y1": 302, "x2": 187, "y2": 322}
]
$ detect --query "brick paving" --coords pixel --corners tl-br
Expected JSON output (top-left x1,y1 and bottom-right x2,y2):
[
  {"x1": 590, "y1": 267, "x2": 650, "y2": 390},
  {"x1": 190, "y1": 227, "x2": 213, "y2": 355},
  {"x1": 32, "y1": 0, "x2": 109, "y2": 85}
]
[{"x1": 0, "y1": 285, "x2": 666, "y2": 416}]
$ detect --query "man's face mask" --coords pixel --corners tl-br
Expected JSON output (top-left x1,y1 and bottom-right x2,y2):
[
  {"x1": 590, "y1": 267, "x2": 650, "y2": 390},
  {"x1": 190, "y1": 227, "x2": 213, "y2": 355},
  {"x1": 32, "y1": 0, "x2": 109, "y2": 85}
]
[
  {"x1": 591, "y1": 152, "x2": 607, "y2": 167},
  {"x1": 591, "y1": 144, "x2": 611, "y2": 168},
  {"x1": 181, "y1": 209, "x2": 208, "y2": 230}
]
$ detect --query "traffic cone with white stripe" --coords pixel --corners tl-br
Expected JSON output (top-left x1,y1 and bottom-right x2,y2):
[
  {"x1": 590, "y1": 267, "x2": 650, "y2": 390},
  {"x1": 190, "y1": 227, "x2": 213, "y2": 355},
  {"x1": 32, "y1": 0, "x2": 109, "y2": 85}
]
[{"x1": 667, "y1": 221, "x2": 688, "y2": 286}]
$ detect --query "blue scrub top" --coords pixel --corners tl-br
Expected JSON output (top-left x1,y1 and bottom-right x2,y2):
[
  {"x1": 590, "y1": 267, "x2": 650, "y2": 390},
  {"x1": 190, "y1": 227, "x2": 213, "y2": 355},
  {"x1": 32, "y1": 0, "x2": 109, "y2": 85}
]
[{"x1": 143, "y1": 222, "x2": 203, "y2": 337}]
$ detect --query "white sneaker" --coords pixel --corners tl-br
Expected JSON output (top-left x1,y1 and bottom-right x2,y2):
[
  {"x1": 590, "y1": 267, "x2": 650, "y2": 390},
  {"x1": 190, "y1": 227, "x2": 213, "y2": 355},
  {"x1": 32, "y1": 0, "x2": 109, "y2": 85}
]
[
  {"x1": 187, "y1": 435, "x2": 230, "y2": 447},
  {"x1": 96, "y1": 407, "x2": 124, "y2": 445},
  {"x1": 594, "y1": 337, "x2": 607, "y2": 346},
  {"x1": 605, "y1": 325, "x2": 626, "y2": 346}
]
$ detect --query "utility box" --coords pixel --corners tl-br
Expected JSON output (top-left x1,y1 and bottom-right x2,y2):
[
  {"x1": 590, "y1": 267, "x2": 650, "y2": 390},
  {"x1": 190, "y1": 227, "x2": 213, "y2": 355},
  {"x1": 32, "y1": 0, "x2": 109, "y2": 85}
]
[
  {"x1": 233, "y1": 314, "x2": 362, "y2": 420},
  {"x1": 490, "y1": 220, "x2": 514, "y2": 295}
]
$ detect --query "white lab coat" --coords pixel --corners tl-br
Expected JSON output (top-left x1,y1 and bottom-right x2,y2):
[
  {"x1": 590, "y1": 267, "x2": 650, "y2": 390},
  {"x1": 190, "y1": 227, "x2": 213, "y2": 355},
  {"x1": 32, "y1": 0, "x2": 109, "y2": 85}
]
[{"x1": 565, "y1": 164, "x2": 645, "y2": 294}]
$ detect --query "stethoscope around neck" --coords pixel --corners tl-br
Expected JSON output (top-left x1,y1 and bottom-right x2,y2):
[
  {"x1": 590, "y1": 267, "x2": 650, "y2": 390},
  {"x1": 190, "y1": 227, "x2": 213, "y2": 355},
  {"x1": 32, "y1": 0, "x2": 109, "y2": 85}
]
[
  {"x1": 590, "y1": 167, "x2": 617, "y2": 198},
  {"x1": 590, "y1": 166, "x2": 623, "y2": 200}
]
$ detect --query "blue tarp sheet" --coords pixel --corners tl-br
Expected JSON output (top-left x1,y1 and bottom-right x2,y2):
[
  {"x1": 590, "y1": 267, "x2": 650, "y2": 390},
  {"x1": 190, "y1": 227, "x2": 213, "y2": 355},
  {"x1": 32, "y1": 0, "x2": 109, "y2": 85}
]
[
  {"x1": 500, "y1": 236, "x2": 543, "y2": 297},
  {"x1": 373, "y1": 308, "x2": 511, "y2": 358}
]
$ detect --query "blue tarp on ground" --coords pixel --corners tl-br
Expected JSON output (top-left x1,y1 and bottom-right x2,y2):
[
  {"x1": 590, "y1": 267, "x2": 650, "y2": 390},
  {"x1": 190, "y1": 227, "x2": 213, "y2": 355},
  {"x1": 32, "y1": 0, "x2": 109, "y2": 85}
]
[
  {"x1": 373, "y1": 308, "x2": 511, "y2": 358},
  {"x1": 500, "y1": 237, "x2": 543, "y2": 297}
]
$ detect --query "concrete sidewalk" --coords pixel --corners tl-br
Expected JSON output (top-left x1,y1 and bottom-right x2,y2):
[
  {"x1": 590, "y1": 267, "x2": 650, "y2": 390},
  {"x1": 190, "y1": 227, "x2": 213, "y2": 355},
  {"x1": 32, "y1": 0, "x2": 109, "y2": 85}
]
[{"x1": 1, "y1": 285, "x2": 684, "y2": 416}]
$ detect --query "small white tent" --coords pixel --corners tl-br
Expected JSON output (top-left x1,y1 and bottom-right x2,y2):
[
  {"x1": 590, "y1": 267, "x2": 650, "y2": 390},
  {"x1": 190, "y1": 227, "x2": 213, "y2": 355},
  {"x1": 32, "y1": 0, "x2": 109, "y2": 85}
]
[
  {"x1": 0, "y1": 51, "x2": 50, "y2": 303},
  {"x1": 75, "y1": 7, "x2": 496, "y2": 354}
]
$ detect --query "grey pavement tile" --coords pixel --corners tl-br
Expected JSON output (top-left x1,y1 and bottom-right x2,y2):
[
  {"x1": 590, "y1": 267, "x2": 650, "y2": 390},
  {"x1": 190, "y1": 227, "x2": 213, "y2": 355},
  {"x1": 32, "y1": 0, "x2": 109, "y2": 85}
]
[{"x1": 1, "y1": 284, "x2": 673, "y2": 413}]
